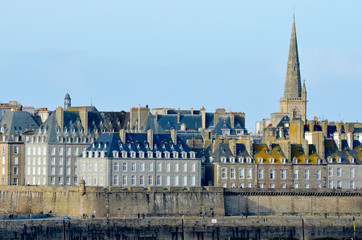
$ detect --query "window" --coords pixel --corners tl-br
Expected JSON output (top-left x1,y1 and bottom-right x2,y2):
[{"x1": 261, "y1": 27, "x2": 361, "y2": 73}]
[
  {"x1": 239, "y1": 168, "x2": 244, "y2": 179},
  {"x1": 140, "y1": 162, "x2": 145, "y2": 171},
  {"x1": 114, "y1": 162, "x2": 119, "y2": 171},
  {"x1": 328, "y1": 167, "x2": 333, "y2": 177},
  {"x1": 221, "y1": 168, "x2": 227, "y2": 179},
  {"x1": 14, "y1": 157, "x2": 19, "y2": 165},
  {"x1": 183, "y1": 163, "x2": 187, "y2": 172},
  {"x1": 293, "y1": 169, "x2": 298, "y2": 180},
  {"x1": 13, "y1": 178, "x2": 18, "y2": 185},
  {"x1": 148, "y1": 163, "x2": 153, "y2": 171},
  {"x1": 122, "y1": 175, "x2": 127, "y2": 185},
  {"x1": 1, "y1": 146, "x2": 5, "y2": 153},
  {"x1": 281, "y1": 183, "x2": 286, "y2": 189},
  {"x1": 166, "y1": 176, "x2": 170, "y2": 186},
  {"x1": 269, "y1": 158, "x2": 274, "y2": 164},
  {"x1": 281, "y1": 169, "x2": 287, "y2": 180},
  {"x1": 317, "y1": 159, "x2": 321, "y2": 164},
  {"x1": 305, "y1": 169, "x2": 309, "y2": 180},
  {"x1": 316, "y1": 183, "x2": 321, "y2": 189},
  {"x1": 175, "y1": 163, "x2": 179, "y2": 172},
  {"x1": 59, "y1": 157, "x2": 63, "y2": 165},
  {"x1": 281, "y1": 158, "x2": 286, "y2": 164},
  {"x1": 240, "y1": 183, "x2": 244, "y2": 188},
  {"x1": 270, "y1": 183, "x2": 275, "y2": 189},
  {"x1": 59, "y1": 177, "x2": 63, "y2": 185},
  {"x1": 131, "y1": 175, "x2": 136, "y2": 185},
  {"x1": 247, "y1": 182, "x2": 251, "y2": 188},
  {"x1": 192, "y1": 163, "x2": 196, "y2": 172},
  {"x1": 113, "y1": 175, "x2": 119, "y2": 185},
  {"x1": 316, "y1": 169, "x2": 321, "y2": 180},
  {"x1": 66, "y1": 167, "x2": 71, "y2": 175},
  {"x1": 59, "y1": 167, "x2": 63, "y2": 175},
  {"x1": 269, "y1": 169, "x2": 275, "y2": 179},
  {"x1": 122, "y1": 162, "x2": 127, "y2": 171},
  {"x1": 51, "y1": 147, "x2": 55, "y2": 155},
  {"x1": 258, "y1": 158, "x2": 263, "y2": 164},
  {"x1": 156, "y1": 175, "x2": 161, "y2": 185},
  {"x1": 337, "y1": 180, "x2": 341, "y2": 188},
  {"x1": 157, "y1": 163, "x2": 162, "y2": 172},
  {"x1": 148, "y1": 175, "x2": 153, "y2": 185},
  {"x1": 75, "y1": 148, "x2": 79, "y2": 156},
  {"x1": 337, "y1": 168, "x2": 341, "y2": 177},
  {"x1": 66, "y1": 158, "x2": 71, "y2": 166},
  {"x1": 66, "y1": 147, "x2": 71, "y2": 156},
  {"x1": 222, "y1": 182, "x2": 227, "y2": 188},
  {"x1": 247, "y1": 168, "x2": 252, "y2": 179},
  {"x1": 59, "y1": 147, "x2": 63, "y2": 155},
  {"x1": 1, "y1": 156, "x2": 5, "y2": 165},
  {"x1": 14, "y1": 146, "x2": 19, "y2": 154},
  {"x1": 50, "y1": 177, "x2": 55, "y2": 185},
  {"x1": 293, "y1": 183, "x2": 298, "y2": 189},
  {"x1": 328, "y1": 180, "x2": 333, "y2": 189},
  {"x1": 350, "y1": 168, "x2": 355, "y2": 178},
  {"x1": 305, "y1": 183, "x2": 310, "y2": 189},
  {"x1": 231, "y1": 182, "x2": 235, "y2": 188},
  {"x1": 258, "y1": 169, "x2": 264, "y2": 179},
  {"x1": 350, "y1": 181, "x2": 355, "y2": 189},
  {"x1": 139, "y1": 175, "x2": 144, "y2": 185},
  {"x1": 66, "y1": 177, "x2": 70, "y2": 185},
  {"x1": 230, "y1": 168, "x2": 235, "y2": 179},
  {"x1": 13, "y1": 167, "x2": 18, "y2": 175},
  {"x1": 304, "y1": 159, "x2": 309, "y2": 164},
  {"x1": 191, "y1": 176, "x2": 195, "y2": 186},
  {"x1": 230, "y1": 157, "x2": 235, "y2": 163},
  {"x1": 258, "y1": 183, "x2": 264, "y2": 188},
  {"x1": 182, "y1": 176, "x2": 187, "y2": 186},
  {"x1": 50, "y1": 167, "x2": 55, "y2": 175},
  {"x1": 174, "y1": 176, "x2": 178, "y2": 186}
]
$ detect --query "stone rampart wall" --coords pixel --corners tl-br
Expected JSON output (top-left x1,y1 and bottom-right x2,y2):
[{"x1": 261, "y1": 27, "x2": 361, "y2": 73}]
[{"x1": 0, "y1": 186, "x2": 361, "y2": 218}]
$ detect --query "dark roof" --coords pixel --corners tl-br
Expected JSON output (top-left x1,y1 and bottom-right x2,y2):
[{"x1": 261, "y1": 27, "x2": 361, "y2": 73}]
[{"x1": 0, "y1": 111, "x2": 40, "y2": 141}]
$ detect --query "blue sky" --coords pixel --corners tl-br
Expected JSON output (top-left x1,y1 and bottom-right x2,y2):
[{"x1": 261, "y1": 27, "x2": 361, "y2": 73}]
[{"x1": 0, "y1": 1, "x2": 361, "y2": 132}]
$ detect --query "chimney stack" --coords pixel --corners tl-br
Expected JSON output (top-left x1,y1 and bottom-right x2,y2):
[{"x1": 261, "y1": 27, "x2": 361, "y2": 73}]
[{"x1": 147, "y1": 129, "x2": 153, "y2": 150}]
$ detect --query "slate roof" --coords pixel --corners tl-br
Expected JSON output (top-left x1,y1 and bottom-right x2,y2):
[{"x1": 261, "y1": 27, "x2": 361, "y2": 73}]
[
  {"x1": 324, "y1": 139, "x2": 362, "y2": 164},
  {"x1": 253, "y1": 144, "x2": 286, "y2": 163},
  {"x1": 83, "y1": 132, "x2": 194, "y2": 158},
  {"x1": 0, "y1": 111, "x2": 40, "y2": 141}
]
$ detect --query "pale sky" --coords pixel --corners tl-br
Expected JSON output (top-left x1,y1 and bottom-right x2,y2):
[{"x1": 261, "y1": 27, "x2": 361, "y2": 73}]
[{"x1": 0, "y1": 1, "x2": 361, "y2": 132}]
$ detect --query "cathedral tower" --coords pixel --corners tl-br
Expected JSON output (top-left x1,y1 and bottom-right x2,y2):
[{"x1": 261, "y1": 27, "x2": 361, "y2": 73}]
[{"x1": 280, "y1": 17, "x2": 307, "y2": 122}]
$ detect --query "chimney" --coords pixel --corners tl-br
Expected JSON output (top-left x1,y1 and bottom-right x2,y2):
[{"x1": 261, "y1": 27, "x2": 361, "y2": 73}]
[
  {"x1": 190, "y1": 108, "x2": 194, "y2": 115},
  {"x1": 120, "y1": 129, "x2": 126, "y2": 143},
  {"x1": 79, "y1": 107, "x2": 88, "y2": 134},
  {"x1": 229, "y1": 139, "x2": 236, "y2": 155},
  {"x1": 279, "y1": 127, "x2": 284, "y2": 139},
  {"x1": 171, "y1": 129, "x2": 177, "y2": 145},
  {"x1": 177, "y1": 108, "x2": 180, "y2": 123},
  {"x1": 181, "y1": 123, "x2": 186, "y2": 131},
  {"x1": 200, "y1": 107, "x2": 206, "y2": 129},
  {"x1": 347, "y1": 132, "x2": 353, "y2": 150},
  {"x1": 229, "y1": 113, "x2": 235, "y2": 129},
  {"x1": 278, "y1": 140, "x2": 291, "y2": 161},
  {"x1": 147, "y1": 129, "x2": 153, "y2": 150},
  {"x1": 333, "y1": 132, "x2": 342, "y2": 151},
  {"x1": 302, "y1": 140, "x2": 309, "y2": 157},
  {"x1": 56, "y1": 107, "x2": 64, "y2": 131},
  {"x1": 266, "y1": 141, "x2": 272, "y2": 151}
]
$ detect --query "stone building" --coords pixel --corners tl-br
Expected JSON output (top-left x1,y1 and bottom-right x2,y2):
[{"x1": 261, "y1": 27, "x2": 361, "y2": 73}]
[
  {"x1": 77, "y1": 130, "x2": 201, "y2": 187},
  {"x1": 0, "y1": 111, "x2": 40, "y2": 185},
  {"x1": 24, "y1": 97, "x2": 129, "y2": 186}
]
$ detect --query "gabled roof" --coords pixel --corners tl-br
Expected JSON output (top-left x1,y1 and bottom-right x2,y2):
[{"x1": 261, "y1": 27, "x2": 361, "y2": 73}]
[
  {"x1": 0, "y1": 111, "x2": 40, "y2": 141},
  {"x1": 253, "y1": 144, "x2": 286, "y2": 163}
]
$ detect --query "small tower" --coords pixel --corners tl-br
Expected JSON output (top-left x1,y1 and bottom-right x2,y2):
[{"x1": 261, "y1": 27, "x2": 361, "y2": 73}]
[{"x1": 64, "y1": 93, "x2": 71, "y2": 110}]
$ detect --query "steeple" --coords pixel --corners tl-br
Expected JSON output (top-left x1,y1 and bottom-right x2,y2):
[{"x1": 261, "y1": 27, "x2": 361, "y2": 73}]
[{"x1": 283, "y1": 17, "x2": 301, "y2": 98}]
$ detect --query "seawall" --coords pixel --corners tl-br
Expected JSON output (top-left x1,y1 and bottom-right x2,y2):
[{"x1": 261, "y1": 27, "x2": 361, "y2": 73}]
[{"x1": 0, "y1": 186, "x2": 361, "y2": 218}]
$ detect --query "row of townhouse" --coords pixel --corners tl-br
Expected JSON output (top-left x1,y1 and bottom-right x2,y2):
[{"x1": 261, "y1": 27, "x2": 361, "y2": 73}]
[{"x1": 205, "y1": 137, "x2": 361, "y2": 189}]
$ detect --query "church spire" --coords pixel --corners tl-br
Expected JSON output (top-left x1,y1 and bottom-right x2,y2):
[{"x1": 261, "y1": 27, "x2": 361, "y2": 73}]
[{"x1": 283, "y1": 17, "x2": 301, "y2": 98}]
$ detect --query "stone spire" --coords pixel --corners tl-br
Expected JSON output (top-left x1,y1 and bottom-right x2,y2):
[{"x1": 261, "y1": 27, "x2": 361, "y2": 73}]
[{"x1": 283, "y1": 17, "x2": 301, "y2": 98}]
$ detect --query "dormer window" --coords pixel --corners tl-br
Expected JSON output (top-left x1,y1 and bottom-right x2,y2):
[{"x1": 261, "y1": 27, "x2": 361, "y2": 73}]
[
  {"x1": 67, "y1": 137, "x2": 71, "y2": 143},
  {"x1": 173, "y1": 152, "x2": 179, "y2": 159},
  {"x1": 72, "y1": 128, "x2": 76, "y2": 133},
  {"x1": 190, "y1": 152, "x2": 195, "y2": 159},
  {"x1": 258, "y1": 158, "x2": 263, "y2": 164},
  {"x1": 230, "y1": 157, "x2": 235, "y2": 163},
  {"x1": 164, "y1": 151, "x2": 170, "y2": 158},
  {"x1": 131, "y1": 151, "x2": 136, "y2": 158},
  {"x1": 139, "y1": 151, "x2": 144, "y2": 158},
  {"x1": 221, "y1": 157, "x2": 227, "y2": 163},
  {"x1": 337, "y1": 157, "x2": 342, "y2": 163},
  {"x1": 94, "y1": 151, "x2": 99, "y2": 158},
  {"x1": 329, "y1": 157, "x2": 333, "y2": 163},
  {"x1": 182, "y1": 152, "x2": 187, "y2": 159},
  {"x1": 88, "y1": 151, "x2": 93, "y2": 158},
  {"x1": 156, "y1": 151, "x2": 162, "y2": 158},
  {"x1": 148, "y1": 151, "x2": 153, "y2": 158},
  {"x1": 113, "y1": 151, "x2": 119, "y2": 158},
  {"x1": 350, "y1": 157, "x2": 355, "y2": 163},
  {"x1": 239, "y1": 157, "x2": 244, "y2": 163},
  {"x1": 317, "y1": 159, "x2": 321, "y2": 164},
  {"x1": 122, "y1": 151, "x2": 127, "y2": 158},
  {"x1": 247, "y1": 157, "x2": 252, "y2": 163},
  {"x1": 304, "y1": 159, "x2": 309, "y2": 164},
  {"x1": 100, "y1": 151, "x2": 105, "y2": 158},
  {"x1": 269, "y1": 158, "x2": 274, "y2": 164},
  {"x1": 281, "y1": 158, "x2": 286, "y2": 164},
  {"x1": 293, "y1": 158, "x2": 298, "y2": 164}
]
